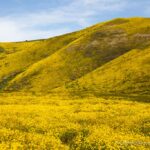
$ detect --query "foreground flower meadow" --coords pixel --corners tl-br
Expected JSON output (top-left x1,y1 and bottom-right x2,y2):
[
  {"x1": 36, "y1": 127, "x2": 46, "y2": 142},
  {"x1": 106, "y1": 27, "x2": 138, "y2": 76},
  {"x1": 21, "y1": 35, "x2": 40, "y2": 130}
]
[{"x1": 0, "y1": 94, "x2": 149, "y2": 150}]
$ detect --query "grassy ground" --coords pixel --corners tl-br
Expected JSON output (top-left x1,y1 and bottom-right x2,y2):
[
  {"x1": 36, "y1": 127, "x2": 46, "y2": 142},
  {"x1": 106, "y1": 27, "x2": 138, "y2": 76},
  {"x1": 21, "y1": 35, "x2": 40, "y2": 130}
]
[{"x1": 0, "y1": 95, "x2": 149, "y2": 149}]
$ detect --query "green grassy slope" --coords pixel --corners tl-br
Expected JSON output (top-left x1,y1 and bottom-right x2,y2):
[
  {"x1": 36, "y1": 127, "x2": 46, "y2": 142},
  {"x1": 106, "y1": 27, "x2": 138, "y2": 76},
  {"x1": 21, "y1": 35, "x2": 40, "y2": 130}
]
[
  {"x1": 4, "y1": 18, "x2": 150, "y2": 93},
  {"x1": 0, "y1": 17, "x2": 150, "y2": 96},
  {"x1": 59, "y1": 48, "x2": 150, "y2": 97}
]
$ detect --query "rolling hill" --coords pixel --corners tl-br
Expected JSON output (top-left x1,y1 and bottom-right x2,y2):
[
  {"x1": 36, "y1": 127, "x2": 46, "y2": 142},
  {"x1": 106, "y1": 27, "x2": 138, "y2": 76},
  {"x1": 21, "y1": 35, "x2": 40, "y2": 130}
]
[
  {"x1": 0, "y1": 17, "x2": 150, "y2": 97},
  {"x1": 58, "y1": 48, "x2": 150, "y2": 97}
]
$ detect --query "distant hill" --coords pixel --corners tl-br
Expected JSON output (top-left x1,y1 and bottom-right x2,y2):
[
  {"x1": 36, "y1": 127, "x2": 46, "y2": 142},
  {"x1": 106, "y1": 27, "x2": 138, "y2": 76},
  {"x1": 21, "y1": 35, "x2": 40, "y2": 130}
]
[{"x1": 0, "y1": 17, "x2": 150, "y2": 97}]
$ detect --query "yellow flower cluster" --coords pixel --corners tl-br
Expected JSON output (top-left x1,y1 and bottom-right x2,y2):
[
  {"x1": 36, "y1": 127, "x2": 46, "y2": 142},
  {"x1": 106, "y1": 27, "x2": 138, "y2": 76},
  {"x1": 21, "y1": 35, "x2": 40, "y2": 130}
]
[{"x1": 0, "y1": 95, "x2": 149, "y2": 149}]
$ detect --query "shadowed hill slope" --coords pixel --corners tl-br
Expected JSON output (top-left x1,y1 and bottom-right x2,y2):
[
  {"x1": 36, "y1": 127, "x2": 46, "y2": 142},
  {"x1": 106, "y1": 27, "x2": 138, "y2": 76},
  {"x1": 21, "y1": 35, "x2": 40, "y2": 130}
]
[
  {"x1": 58, "y1": 48, "x2": 150, "y2": 97},
  {"x1": 0, "y1": 17, "x2": 150, "y2": 96}
]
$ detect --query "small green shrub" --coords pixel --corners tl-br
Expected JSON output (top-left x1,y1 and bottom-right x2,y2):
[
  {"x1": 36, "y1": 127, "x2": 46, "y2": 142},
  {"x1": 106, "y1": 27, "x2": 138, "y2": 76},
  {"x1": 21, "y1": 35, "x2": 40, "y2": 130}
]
[{"x1": 59, "y1": 129, "x2": 78, "y2": 144}]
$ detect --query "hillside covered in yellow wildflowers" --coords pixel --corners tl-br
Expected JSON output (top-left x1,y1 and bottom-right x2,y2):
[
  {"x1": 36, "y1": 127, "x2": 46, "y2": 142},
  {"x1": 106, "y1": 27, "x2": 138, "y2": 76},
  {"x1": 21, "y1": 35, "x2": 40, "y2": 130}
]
[{"x1": 0, "y1": 17, "x2": 150, "y2": 98}]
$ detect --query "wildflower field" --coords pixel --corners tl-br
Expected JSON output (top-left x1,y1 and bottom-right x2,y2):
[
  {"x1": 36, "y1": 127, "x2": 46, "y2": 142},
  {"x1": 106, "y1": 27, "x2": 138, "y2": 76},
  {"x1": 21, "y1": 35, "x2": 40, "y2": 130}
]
[
  {"x1": 0, "y1": 94, "x2": 149, "y2": 149},
  {"x1": 0, "y1": 17, "x2": 150, "y2": 150}
]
